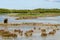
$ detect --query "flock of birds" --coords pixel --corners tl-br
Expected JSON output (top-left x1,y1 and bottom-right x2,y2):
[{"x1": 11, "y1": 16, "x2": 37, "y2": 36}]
[{"x1": 0, "y1": 25, "x2": 60, "y2": 38}]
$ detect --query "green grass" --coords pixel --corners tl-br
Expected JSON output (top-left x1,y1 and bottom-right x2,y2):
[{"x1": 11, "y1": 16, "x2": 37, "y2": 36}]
[
  {"x1": 0, "y1": 13, "x2": 60, "y2": 19},
  {"x1": 16, "y1": 13, "x2": 60, "y2": 17}
]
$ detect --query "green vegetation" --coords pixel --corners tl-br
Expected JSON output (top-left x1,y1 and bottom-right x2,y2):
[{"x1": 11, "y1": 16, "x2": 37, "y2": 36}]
[
  {"x1": 0, "y1": 8, "x2": 60, "y2": 19},
  {"x1": 0, "y1": 8, "x2": 60, "y2": 13}
]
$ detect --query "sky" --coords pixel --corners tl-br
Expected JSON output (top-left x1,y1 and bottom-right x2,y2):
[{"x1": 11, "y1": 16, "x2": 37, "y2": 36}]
[{"x1": 0, "y1": 0, "x2": 60, "y2": 9}]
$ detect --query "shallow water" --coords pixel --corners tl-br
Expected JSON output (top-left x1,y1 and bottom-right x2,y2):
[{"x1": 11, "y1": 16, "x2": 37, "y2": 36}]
[
  {"x1": 0, "y1": 15, "x2": 60, "y2": 24},
  {"x1": 0, "y1": 15, "x2": 60, "y2": 40},
  {"x1": 0, "y1": 26, "x2": 60, "y2": 40}
]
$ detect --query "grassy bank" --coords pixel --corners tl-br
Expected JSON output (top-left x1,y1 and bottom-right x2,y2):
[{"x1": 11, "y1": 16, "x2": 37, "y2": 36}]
[
  {"x1": 7, "y1": 13, "x2": 60, "y2": 19},
  {"x1": 0, "y1": 8, "x2": 60, "y2": 19}
]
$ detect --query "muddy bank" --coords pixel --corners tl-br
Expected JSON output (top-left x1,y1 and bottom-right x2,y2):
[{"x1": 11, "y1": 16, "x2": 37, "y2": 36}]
[
  {"x1": 0, "y1": 23, "x2": 60, "y2": 26},
  {"x1": 15, "y1": 16, "x2": 39, "y2": 20}
]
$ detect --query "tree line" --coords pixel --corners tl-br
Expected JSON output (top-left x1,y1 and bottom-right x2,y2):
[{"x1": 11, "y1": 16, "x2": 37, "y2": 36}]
[{"x1": 0, "y1": 8, "x2": 60, "y2": 13}]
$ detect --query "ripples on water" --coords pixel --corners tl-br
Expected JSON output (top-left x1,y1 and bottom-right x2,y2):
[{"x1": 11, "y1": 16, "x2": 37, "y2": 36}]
[
  {"x1": 0, "y1": 16, "x2": 60, "y2": 24},
  {"x1": 0, "y1": 16, "x2": 60, "y2": 40},
  {"x1": 0, "y1": 25, "x2": 60, "y2": 40}
]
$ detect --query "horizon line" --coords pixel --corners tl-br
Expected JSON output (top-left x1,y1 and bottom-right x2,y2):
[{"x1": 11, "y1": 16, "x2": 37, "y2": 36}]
[{"x1": 0, "y1": 8, "x2": 60, "y2": 10}]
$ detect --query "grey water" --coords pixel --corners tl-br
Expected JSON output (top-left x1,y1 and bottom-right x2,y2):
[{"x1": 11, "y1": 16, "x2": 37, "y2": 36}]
[
  {"x1": 0, "y1": 15, "x2": 60, "y2": 24},
  {"x1": 0, "y1": 25, "x2": 60, "y2": 40},
  {"x1": 0, "y1": 15, "x2": 60, "y2": 40}
]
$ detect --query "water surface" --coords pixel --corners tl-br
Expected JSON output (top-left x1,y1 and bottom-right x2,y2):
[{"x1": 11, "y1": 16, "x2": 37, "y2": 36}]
[
  {"x1": 0, "y1": 15, "x2": 60, "y2": 40},
  {"x1": 0, "y1": 15, "x2": 60, "y2": 24}
]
